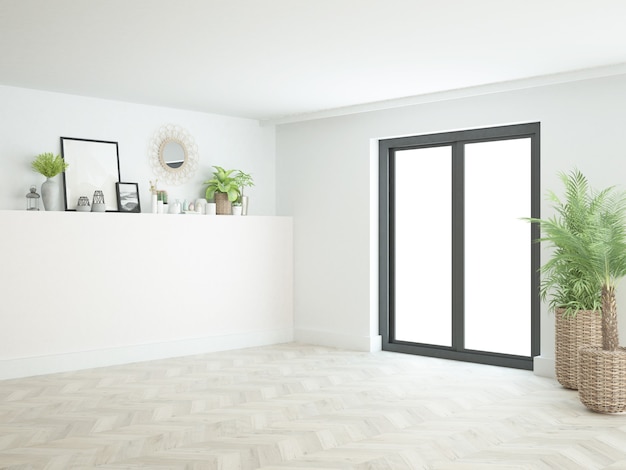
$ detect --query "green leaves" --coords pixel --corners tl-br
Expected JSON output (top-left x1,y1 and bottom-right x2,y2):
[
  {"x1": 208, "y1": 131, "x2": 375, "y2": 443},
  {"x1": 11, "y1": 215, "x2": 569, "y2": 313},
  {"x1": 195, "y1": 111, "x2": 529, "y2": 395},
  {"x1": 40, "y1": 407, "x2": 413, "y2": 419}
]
[
  {"x1": 31, "y1": 152, "x2": 68, "y2": 178},
  {"x1": 203, "y1": 166, "x2": 241, "y2": 203},
  {"x1": 530, "y1": 169, "x2": 626, "y2": 317}
]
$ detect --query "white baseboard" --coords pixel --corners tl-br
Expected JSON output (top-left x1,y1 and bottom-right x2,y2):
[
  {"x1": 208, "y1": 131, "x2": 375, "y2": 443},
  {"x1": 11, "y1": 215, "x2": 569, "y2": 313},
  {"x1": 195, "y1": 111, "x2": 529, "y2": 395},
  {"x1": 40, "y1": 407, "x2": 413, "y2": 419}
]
[
  {"x1": 0, "y1": 328, "x2": 294, "y2": 380},
  {"x1": 295, "y1": 328, "x2": 382, "y2": 352},
  {"x1": 533, "y1": 355, "x2": 555, "y2": 379}
]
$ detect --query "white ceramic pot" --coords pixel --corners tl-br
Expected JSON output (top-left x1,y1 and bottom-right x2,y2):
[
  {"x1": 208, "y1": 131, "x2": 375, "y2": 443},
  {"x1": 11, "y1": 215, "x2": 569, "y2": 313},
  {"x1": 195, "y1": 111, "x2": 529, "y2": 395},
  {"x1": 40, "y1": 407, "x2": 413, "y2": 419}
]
[{"x1": 41, "y1": 177, "x2": 61, "y2": 211}]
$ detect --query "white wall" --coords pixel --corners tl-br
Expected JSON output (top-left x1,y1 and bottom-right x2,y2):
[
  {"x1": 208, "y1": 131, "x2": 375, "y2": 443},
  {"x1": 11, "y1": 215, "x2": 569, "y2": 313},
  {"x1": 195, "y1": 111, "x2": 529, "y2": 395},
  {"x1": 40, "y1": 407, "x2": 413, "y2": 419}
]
[
  {"x1": 0, "y1": 85, "x2": 276, "y2": 214},
  {"x1": 0, "y1": 85, "x2": 287, "y2": 379},
  {"x1": 275, "y1": 73, "x2": 626, "y2": 373},
  {"x1": 0, "y1": 212, "x2": 293, "y2": 379}
]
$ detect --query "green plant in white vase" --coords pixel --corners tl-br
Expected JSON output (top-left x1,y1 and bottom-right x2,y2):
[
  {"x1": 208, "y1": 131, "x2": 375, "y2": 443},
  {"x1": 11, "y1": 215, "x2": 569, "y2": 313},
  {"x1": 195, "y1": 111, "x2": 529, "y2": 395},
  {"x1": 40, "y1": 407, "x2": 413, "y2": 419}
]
[{"x1": 31, "y1": 152, "x2": 69, "y2": 211}]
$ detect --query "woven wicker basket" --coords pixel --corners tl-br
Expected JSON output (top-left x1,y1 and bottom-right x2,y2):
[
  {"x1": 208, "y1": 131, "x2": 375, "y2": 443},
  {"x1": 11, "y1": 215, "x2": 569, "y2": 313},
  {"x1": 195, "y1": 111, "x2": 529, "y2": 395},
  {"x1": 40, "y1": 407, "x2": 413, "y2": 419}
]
[
  {"x1": 578, "y1": 347, "x2": 626, "y2": 413},
  {"x1": 555, "y1": 309, "x2": 602, "y2": 390},
  {"x1": 214, "y1": 192, "x2": 232, "y2": 215}
]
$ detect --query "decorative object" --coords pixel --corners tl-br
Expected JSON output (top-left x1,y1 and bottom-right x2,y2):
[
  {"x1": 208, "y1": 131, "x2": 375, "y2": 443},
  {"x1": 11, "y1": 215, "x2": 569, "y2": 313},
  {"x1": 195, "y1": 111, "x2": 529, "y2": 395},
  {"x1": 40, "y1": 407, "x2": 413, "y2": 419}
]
[
  {"x1": 169, "y1": 199, "x2": 182, "y2": 214},
  {"x1": 579, "y1": 347, "x2": 626, "y2": 413},
  {"x1": 213, "y1": 192, "x2": 231, "y2": 215},
  {"x1": 526, "y1": 170, "x2": 604, "y2": 389},
  {"x1": 61, "y1": 137, "x2": 120, "y2": 211},
  {"x1": 148, "y1": 124, "x2": 199, "y2": 185},
  {"x1": 157, "y1": 190, "x2": 167, "y2": 214},
  {"x1": 91, "y1": 190, "x2": 106, "y2": 212},
  {"x1": 555, "y1": 308, "x2": 602, "y2": 389},
  {"x1": 76, "y1": 196, "x2": 91, "y2": 212},
  {"x1": 30, "y1": 152, "x2": 69, "y2": 211},
  {"x1": 232, "y1": 203, "x2": 242, "y2": 216},
  {"x1": 149, "y1": 180, "x2": 158, "y2": 214},
  {"x1": 234, "y1": 170, "x2": 254, "y2": 216},
  {"x1": 204, "y1": 166, "x2": 241, "y2": 215},
  {"x1": 116, "y1": 182, "x2": 141, "y2": 213},
  {"x1": 26, "y1": 186, "x2": 40, "y2": 211},
  {"x1": 195, "y1": 198, "x2": 207, "y2": 214},
  {"x1": 206, "y1": 202, "x2": 216, "y2": 215},
  {"x1": 531, "y1": 170, "x2": 626, "y2": 413}
]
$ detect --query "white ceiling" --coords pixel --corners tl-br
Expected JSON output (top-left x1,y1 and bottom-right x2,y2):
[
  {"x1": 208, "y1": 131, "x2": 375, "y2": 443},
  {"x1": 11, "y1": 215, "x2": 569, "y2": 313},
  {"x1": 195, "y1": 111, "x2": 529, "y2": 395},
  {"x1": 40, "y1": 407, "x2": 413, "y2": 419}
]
[{"x1": 2, "y1": 0, "x2": 626, "y2": 122}]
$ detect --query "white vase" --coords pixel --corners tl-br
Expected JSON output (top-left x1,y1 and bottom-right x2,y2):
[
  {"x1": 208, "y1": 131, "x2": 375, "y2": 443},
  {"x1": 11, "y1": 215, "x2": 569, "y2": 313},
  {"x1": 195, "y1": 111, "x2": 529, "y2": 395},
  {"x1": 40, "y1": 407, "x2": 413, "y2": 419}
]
[
  {"x1": 232, "y1": 205, "x2": 242, "y2": 216},
  {"x1": 241, "y1": 196, "x2": 249, "y2": 216},
  {"x1": 41, "y1": 177, "x2": 61, "y2": 211}
]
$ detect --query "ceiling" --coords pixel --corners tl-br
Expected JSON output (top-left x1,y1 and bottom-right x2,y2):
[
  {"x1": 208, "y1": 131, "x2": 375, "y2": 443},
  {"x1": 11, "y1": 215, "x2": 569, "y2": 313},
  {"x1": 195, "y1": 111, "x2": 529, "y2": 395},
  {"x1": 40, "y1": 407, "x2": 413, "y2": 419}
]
[{"x1": 2, "y1": 0, "x2": 626, "y2": 122}]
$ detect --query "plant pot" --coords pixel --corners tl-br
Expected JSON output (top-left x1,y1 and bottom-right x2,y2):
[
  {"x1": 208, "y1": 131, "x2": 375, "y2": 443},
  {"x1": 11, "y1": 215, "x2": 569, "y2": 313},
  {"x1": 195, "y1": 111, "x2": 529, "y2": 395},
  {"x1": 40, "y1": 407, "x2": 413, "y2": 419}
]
[
  {"x1": 578, "y1": 346, "x2": 626, "y2": 413},
  {"x1": 555, "y1": 308, "x2": 602, "y2": 390},
  {"x1": 41, "y1": 177, "x2": 61, "y2": 211},
  {"x1": 232, "y1": 205, "x2": 242, "y2": 216},
  {"x1": 214, "y1": 192, "x2": 231, "y2": 215}
]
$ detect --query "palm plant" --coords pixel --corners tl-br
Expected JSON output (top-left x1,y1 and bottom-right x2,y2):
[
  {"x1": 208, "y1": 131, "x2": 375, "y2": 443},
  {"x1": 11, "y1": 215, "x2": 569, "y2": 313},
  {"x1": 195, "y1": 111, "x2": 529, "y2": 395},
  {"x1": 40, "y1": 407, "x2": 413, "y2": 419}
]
[
  {"x1": 532, "y1": 170, "x2": 626, "y2": 351},
  {"x1": 530, "y1": 170, "x2": 604, "y2": 317}
]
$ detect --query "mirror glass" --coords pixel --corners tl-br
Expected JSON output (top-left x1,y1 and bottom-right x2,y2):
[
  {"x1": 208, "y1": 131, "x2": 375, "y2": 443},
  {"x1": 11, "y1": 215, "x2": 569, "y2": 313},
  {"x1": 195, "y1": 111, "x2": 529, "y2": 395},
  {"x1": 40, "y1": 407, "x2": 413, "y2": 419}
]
[{"x1": 161, "y1": 141, "x2": 185, "y2": 169}]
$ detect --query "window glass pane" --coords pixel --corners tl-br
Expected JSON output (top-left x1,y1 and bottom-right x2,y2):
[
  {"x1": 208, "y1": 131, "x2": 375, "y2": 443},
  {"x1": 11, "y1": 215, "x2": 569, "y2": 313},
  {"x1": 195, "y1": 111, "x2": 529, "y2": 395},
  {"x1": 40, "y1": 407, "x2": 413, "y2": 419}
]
[
  {"x1": 394, "y1": 146, "x2": 452, "y2": 346},
  {"x1": 464, "y1": 138, "x2": 531, "y2": 356}
]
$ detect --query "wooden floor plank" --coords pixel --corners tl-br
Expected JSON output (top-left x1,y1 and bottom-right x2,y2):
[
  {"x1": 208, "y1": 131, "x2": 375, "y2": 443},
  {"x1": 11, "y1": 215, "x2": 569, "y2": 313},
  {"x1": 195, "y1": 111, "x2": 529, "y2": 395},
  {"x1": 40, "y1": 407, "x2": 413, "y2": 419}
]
[{"x1": 0, "y1": 343, "x2": 625, "y2": 469}]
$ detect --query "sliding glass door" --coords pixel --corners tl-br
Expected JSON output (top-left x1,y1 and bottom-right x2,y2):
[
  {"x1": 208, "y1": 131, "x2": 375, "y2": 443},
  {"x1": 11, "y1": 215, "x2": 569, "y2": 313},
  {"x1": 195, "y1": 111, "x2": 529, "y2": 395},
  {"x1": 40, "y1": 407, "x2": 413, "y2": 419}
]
[
  {"x1": 379, "y1": 123, "x2": 540, "y2": 369},
  {"x1": 394, "y1": 146, "x2": 452, "y2": 347}
]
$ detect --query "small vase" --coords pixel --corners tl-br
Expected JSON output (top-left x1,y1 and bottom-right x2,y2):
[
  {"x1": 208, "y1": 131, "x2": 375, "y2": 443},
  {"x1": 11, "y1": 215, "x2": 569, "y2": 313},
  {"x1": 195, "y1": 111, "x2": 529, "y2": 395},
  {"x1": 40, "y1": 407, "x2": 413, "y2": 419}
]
[
  {"x1": 241, "y1": 196, "x2": 249, "y2": 216},
  {"x1": 41, "y1": 177, "x2": 61, "y2": 211},
  {"x1": 232, "y1": 205, "x2": 242, "y2": 216}
]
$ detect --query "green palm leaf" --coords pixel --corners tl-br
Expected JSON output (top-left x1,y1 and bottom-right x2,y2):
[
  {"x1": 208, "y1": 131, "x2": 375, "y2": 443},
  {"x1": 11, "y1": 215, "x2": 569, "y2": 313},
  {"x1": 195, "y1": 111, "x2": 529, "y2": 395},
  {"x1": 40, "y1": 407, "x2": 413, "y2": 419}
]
[{"x1": 528, "y1": 169, "x2": 626, "y2": 350}]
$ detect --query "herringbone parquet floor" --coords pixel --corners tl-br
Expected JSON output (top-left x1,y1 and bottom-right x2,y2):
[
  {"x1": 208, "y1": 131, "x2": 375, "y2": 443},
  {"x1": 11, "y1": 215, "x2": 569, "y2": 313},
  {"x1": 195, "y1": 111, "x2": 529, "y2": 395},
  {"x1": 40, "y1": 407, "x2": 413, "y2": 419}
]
[{"x1": 1, "y1": 343, "x2": 625, "y2": 469}]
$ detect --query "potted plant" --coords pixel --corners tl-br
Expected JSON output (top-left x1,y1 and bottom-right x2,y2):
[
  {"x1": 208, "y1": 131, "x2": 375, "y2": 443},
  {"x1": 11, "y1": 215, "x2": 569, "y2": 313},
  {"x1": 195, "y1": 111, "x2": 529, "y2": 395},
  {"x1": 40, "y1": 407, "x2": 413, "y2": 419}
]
[
  {"x1": 232, "y1": 201, "x2": 243, "y2": 216},
  {"x1": 572, "y1": 181, "x2": 626, "y2": 413},
  {"x1": 234, "y1": 170, "x2": 254, "y2": 215},
  {"x1": 532, "y1": 170, "x2": 626, "y2": 412},
  {"x1": 204, "y1": 166, "x2": 240, "y2": 215},
  {"x1": 528, "y1": 170, "x2": 603, "y2": 389},
  {"x1": 31, "y1": 152, "x2": 69, "y2": 211}
]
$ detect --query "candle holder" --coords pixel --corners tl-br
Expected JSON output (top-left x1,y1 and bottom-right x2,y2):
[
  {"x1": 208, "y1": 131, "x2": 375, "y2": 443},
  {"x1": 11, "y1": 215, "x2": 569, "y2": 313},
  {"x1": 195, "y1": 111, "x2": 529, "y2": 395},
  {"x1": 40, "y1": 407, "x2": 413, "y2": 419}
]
[
  {"x1": 76, "y1": 196, "x2": 91, "y2": 212},
  {"x1": 26, "y1": 186, "x2": 40, "y2": 211},
  {"x1": 92, "y1": 190, "x2": 106, "y2": 212}
]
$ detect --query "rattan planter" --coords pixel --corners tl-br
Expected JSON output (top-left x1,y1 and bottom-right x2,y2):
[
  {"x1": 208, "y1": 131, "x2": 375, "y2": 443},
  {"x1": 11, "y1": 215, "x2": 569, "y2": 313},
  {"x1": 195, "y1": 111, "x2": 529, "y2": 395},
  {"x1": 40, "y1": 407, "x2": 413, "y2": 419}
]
[
  {"x1": 555, "y1": 308, "x2": 602, "y2": 390},
  {"x1": 214, "y1": 192, "x2": 232, "y2": 215},
  {"x1": 578, "y1": 347, "x2": 626, "y2": 413}
]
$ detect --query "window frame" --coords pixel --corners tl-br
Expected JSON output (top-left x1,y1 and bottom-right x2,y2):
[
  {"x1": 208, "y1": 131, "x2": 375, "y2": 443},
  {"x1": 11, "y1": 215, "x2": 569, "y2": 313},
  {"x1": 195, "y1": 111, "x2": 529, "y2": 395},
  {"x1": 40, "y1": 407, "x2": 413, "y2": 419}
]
[{"x1": 378, "y1": 123, "x2": 541, "y2": 369}]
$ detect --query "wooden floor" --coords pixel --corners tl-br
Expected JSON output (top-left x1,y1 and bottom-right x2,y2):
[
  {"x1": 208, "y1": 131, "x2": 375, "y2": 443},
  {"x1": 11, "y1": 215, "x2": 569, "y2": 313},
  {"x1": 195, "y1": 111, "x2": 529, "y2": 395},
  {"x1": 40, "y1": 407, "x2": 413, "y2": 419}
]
[{"x1": 1, "y1": 343, "x2": 625, "y2": 469}]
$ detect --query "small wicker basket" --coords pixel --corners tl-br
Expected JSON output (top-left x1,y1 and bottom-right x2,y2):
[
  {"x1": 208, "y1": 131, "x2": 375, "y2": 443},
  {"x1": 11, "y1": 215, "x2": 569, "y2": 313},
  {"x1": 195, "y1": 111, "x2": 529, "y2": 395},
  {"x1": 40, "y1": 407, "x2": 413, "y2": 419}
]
[
  {"x1": 555, "y1": 309, "x2": 602, "y2": 390},
  {"x1": 578, "y1": 347, "x2": 626, "y2": 413},
  {"x1": 214, "y1": 192, "x2": 232, "y2": 215}
]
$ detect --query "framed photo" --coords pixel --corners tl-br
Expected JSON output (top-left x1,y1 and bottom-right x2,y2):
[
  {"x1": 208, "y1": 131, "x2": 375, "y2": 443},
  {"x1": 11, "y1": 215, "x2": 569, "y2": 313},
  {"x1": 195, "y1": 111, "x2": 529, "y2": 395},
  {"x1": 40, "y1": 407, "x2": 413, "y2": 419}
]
[
  {"x1": 116, "y1": 182, "x2": 141, "y2": 213},
  {"x1": 61, "y1": 137, "x2": 121, "y2": 211}
]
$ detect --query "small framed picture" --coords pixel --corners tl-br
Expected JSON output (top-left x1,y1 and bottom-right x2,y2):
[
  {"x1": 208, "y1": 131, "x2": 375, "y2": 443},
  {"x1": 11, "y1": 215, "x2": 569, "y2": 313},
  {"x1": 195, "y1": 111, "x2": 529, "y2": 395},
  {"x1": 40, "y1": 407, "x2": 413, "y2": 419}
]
[{"x1": 115, "y1": 182, "x2": 141, "y2": 213}]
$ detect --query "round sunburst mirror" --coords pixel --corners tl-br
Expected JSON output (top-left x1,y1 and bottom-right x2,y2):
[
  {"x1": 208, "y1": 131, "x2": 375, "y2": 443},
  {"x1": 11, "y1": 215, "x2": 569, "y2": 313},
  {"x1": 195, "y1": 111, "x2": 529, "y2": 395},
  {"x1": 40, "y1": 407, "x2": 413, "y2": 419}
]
[{"x1": 148, "y1": 124, "x2": 199, "y2": 185}]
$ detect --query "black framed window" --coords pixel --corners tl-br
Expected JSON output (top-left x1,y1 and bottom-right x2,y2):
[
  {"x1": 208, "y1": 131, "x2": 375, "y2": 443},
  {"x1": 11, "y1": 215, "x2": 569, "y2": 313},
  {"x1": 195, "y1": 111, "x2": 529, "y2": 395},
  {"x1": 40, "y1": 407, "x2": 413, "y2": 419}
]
[{"x1": 379, "y1": 123, "x2": 540, "y2": 369}]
